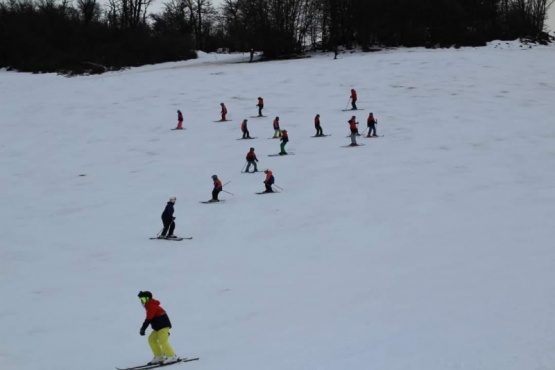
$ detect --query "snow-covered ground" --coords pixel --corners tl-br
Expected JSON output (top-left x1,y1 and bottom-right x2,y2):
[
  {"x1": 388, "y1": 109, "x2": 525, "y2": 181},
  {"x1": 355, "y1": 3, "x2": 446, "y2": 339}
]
[{"x1": 1, "y1": 42, "x2": 555, "y2": 370}]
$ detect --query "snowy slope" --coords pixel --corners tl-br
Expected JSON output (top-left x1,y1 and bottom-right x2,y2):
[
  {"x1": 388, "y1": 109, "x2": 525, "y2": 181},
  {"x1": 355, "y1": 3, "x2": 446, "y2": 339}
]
[{"x1": 1, "y1": 43, "x2": 555, "y2": 370}]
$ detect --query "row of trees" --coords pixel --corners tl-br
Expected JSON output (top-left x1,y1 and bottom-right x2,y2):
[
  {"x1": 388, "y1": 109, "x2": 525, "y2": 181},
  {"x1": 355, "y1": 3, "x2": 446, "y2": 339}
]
[{"x1": 0, "y1": 0, "x2": 553, "y2": 74}]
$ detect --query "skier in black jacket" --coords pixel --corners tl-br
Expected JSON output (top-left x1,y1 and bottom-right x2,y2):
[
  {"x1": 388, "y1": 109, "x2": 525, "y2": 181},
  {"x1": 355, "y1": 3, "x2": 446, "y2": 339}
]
[{"x1": 160, "y1": 197, "x2": 176, "y2": 238}]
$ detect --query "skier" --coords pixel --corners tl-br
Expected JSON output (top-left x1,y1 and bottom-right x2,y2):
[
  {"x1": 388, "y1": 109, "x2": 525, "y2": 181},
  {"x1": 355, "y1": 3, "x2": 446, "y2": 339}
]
[
  {"x1": 210, "y1": 175, "x2": 223, "y2": 202},
  {"x1": 245, "y1": 147, "x2": 259, "y2": 173},
  {"x1": 241, "y1": 119, "x2": 251, "y2": 139},
  {"x1": 138, "y1": 291, "x2": 178, "y2": 365},
  {"x1": 159, "y1": 197, "x2": 176, "y2": 239},
  {"x1": 314, "y1": 114, "x2": 324, "y2": 136},
  {"x1": 279, "y1": 129, "x2": 288, "y2": 155},
  {"x1": 176, "y1": 110, "x2": 184, "y2": 129},
  {"x1": 349, "y1": 116, "x2": 359, "y2": 146},
  {"x1": 220, "y1": 103, "x2": 228, "y2": 121},
  {"x1": 249, "y1": 49, "x2": 254, "y2": 63},
  {"x1": 263, "y1": 169, "x2": 274, "y2": 193},
  {"x1": 256, "y1": 97, "x2": 264, "y2": 116},
  {"x1": 272, "y1": 117, "x2": 282, "y2": 138},
  {"x1": 350, "y1": 89, "x2": 358, "y2": 110},
  {"x1": 366, "y1": 112, "x2": 377, "y2": 137}
]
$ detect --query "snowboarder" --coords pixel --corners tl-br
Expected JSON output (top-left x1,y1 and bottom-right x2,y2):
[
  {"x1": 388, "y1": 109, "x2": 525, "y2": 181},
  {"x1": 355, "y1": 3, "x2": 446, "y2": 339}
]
[
  {"x1": 256, "y1": 97, "x2": 264, "y2": 117},
  {"x1": 366, "y1": 112, "x2": 377, "y2": 137},
  {"x1": 272, "y1": 117, "x2": 282, "y2": 138},
  {"x1": 350, "y1": 89, "x2": 358, "y2": 110},
  {"x1": 210, "y1": 175, "x2": 223, "y2": 202},
  {"x1": 176, "y1": 110, "x2": 184, "y2": 129},
  {"x1": 279, "y1": 129, "x2": 288, "y2": 155},
  {"x1": 245, "y1": 147, "x2": 258, "y2": 173},
  {"x1": 314, "y1": 114, "x2": 324, "y2": 136},
  {"x1": 220, "y1": 103, "x2": 228, "y2": 121},
  {"x1": 138, "y1": 291, "x2": 178, "y2": 365},
  {"x1": 159, "y1": 197, "x2": 176, "y2": 239},
  {"x1": 263, "y1": 169, "x2": 274, "y2": 193},
  {"x1": 349, "y1": 116, "x2": 359, "y2": 146},
  {"x1": 241, "y1": 119, "x2": 251, "y2": 139}
]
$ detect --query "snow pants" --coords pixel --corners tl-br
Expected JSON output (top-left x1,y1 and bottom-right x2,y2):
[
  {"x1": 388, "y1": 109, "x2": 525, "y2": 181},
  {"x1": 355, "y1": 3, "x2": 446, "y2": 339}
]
[
  {"x1": 246, "y1": 160, "x2": 258, "y2": 172},
  {"x1": 161, "y1": 218, "x2": 175, "y2": 237},
  {"x1": 148, "y1": 328, "x2": 176, "y2": 357}
]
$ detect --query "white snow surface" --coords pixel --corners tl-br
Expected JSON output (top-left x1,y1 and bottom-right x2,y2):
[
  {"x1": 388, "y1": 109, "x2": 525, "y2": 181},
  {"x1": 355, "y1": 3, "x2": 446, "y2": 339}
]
[{"x1": 1, "y1": 44, "x2": 555, "y2": 370}]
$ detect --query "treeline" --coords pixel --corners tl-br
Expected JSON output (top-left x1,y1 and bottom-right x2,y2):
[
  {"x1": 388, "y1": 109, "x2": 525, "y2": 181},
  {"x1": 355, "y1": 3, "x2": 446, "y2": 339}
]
[{"x1": 0, "y1": 0, "x2": 553, "y2": 74}]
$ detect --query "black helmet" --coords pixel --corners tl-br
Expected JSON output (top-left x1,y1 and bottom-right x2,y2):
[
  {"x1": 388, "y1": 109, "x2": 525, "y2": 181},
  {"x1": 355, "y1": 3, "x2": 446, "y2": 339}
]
[
  {"x1": 250, "y1": 147, "x2": 255, "y2": 151},
  {"x1": 138, "y1": 291, "x2": 152, "y2": 299}
]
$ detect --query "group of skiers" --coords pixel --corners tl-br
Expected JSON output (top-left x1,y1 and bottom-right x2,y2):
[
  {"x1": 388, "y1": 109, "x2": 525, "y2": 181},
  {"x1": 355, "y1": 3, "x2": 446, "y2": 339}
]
[
  {"x1": 141, "y1": 89, "x2": 379, "y2": 365},
  {"x1": 348, "y1": 112, "x2": 378, "y2": 146}
]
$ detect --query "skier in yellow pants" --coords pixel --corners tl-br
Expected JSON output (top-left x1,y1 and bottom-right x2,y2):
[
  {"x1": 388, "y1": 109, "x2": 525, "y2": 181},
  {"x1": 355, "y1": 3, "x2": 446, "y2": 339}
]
[{"x1": 138, "y1": 291, "x2": 179, "y2": 365}]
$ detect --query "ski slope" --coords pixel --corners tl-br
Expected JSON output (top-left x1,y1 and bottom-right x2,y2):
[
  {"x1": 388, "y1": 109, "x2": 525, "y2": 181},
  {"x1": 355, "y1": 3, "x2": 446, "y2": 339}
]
[{"x1": 1, "y1": 42, "x2": 555, "y2": 370}]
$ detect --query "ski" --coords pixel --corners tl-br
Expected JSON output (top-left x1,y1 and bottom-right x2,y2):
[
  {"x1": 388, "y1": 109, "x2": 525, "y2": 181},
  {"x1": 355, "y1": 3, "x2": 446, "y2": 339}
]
[
  {"x1": 241, "y1": 171, "x2": 259, "y2": 174},
  {"x1": 341, "y1": 108, "x2": 364, "y2": 111},
  {"x1": 363, "y1": 135, "x2": 382, "y2": 138},
  {"x1": 116, "y1": 357, "x2": 199, "y2": 370},
  {"x1": 213, "y1": 120, "x2": 232, "y2": 122},
  {"x1": 267, "y1": 137, "x2": 280, "y2": 139},
  {"x1": 341, "y1": 144, "x2": 365, "y2": 147},
  {"x1": 170, "y1": 128, "x2": 186, "y2": 131},
  {"x1": 256, "y1": 191, "x2": 279, "y2": 194},
  {"x1": 200, "y1": 200, "x2": 226, "y2": 204},
  {"x1": 236, "y1": 137, "x2": 257, "y2": 140},
  {"x1": 249, "y1": 115, "x2": 267, "y2": 118},
  {"x1": 150, "y1": 237, "x2": 192, "y2": 241},
  {"x1": 268, "y1": 153, "x2": 294, "y2": 157},
  {"x1": 311, "y1": 134, "x2": 330, "y2": 138}
]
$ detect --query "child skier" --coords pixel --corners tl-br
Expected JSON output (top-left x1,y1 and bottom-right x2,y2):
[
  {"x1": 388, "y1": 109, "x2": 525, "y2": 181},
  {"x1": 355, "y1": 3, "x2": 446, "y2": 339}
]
[
  {"x1": 272, "y1": 117, "x2": 281, "y2": 138},
  {"x1": 210, "y1": 175, "x2": 223, "y2": 202},
  {"x1": 176, "y1": 110, "x2": 184, "y2": 129},
  {"x1": 159, "y1": 197, "x2": 176, "y2": 239},
  {"x1": 245, "y1": 147, "x2": 259, "y2": 173},
  {"x1": 366, "y1": 112, "x2": 377, "y2": 137},
  {"x1": 138, "y1": 291, "x2": 178, "y2": 365},
  {"x1": 349, "y1": 116, "x2": 359, "y2": 146},
  {"x1": 314, "y1": 114, "x2": 324, "y2": 136},
  {"x1": 256, "y1": 97, "x2": 264, "y2": 116},
  {"x1": 220, "y1": 103, "x2": 228, "y2": 121},
  {"x1": 350, "y1": 89, "x2": 358, "y2": 110},
  {"x1": 263, "y1": 169, "x2": 274, "y2": 193},
  {"x1": 241, "y1": 119, "x2": 251, "y2": 139},
  {"x1": 279, "y1": 130, "x2": 288, "y2": 155}
]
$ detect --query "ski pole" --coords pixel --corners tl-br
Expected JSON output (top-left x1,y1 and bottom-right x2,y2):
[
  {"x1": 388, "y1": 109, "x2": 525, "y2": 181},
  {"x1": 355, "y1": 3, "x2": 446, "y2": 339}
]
[
  {"x1": 361, "y1": 127, "x2": 368, "y2": 136},
  {"x1": 273, "y1": 184, "x2": 283, "y2": 191},
  {"x1": 222, "y1": 189, "x2": 235, "y2": 196},
  {"x1": 241, "y1": 162, "x2": 247, "y2": 173},
  {"x1": 223, "y1": 180, "x2": 231, "y2": 187},
  {"x1": 345, "y1": 97, "x2": 351, "y2": 110},
  {"x1": 156, "y1": 227, "x2": 164, "y2": 237}
]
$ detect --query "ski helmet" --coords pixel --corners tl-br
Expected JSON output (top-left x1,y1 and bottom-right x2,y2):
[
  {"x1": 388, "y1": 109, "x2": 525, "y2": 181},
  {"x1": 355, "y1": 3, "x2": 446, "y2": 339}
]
[
  {"x1": 138, "y1": 291, "x2": 152, "y2": 299},
  {"x1": 212, "y1": 175, "x2": 218, "y2": 179},
  {"x1": 250, "y1": 147, "x2": 254, "y2": 151},
  {"x1": 169, "y1": 197, "x2": 176, "y2": 203}
]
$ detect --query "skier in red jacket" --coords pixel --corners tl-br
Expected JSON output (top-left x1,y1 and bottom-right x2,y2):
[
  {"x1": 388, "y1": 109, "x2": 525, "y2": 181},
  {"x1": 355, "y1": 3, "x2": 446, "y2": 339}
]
[
  {"x1": 220, "y1": 103, "x2": 228, "y2": 121},
  {"x1": 245, "y1": 147, "x2": 259, "y2": 173},
  {"x1": 256, "y1": 97, "x2": 264, "y2": 116},
  {"x1": 350, "y1": 89, "x2": 358, "y2": 110},
  {"x1": 176, "y1": 110, "x2": 183, "y2": 129},
  {"x1": 138, "y1": 291, "x2": 178, "y2": 365}
]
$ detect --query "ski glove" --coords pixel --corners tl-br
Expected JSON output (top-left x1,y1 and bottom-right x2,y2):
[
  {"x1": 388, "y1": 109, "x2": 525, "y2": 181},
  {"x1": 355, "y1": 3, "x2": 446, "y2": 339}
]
[
  {"x1": 173, "y1": 217, "x2": 176, "y2": 220},
  {"x1": 140, "y1": 329, "x2": 145, "y2": 336}
]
